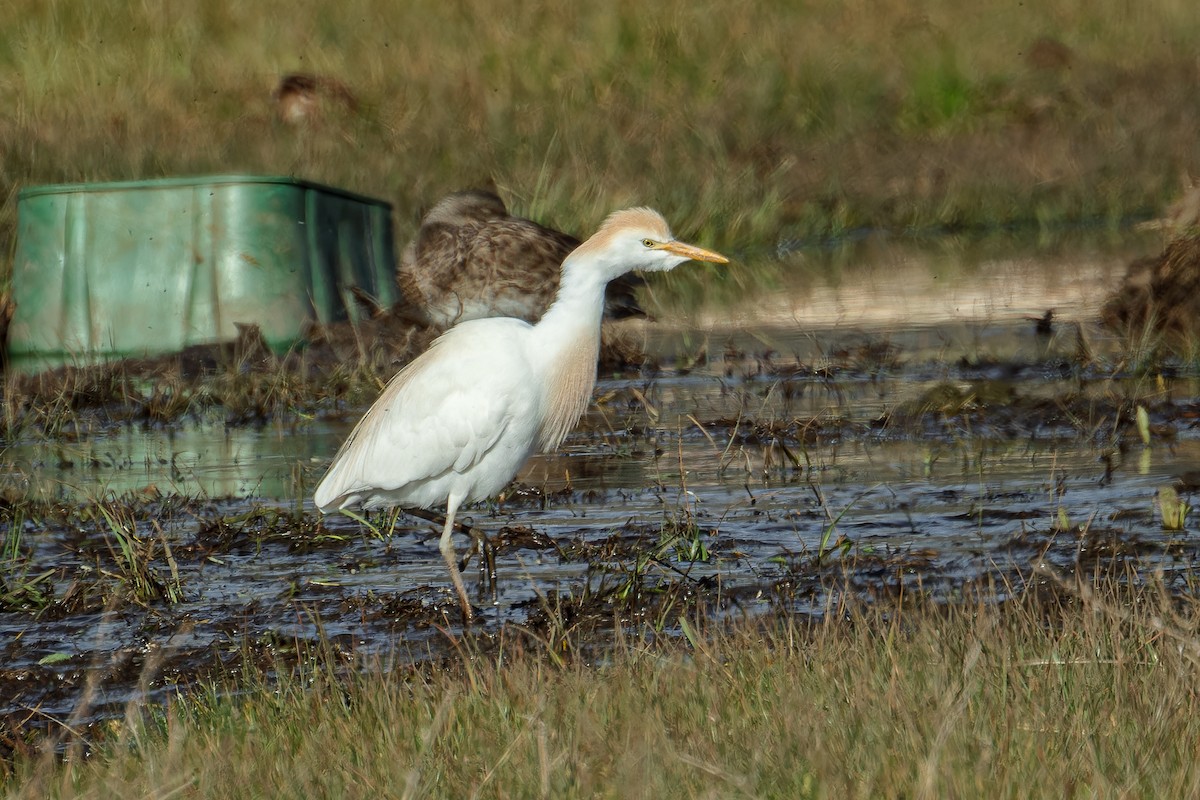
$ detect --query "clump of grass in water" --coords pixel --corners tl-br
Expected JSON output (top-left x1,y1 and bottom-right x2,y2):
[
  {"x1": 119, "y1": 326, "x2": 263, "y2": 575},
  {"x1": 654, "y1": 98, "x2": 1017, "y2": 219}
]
[
  {"x1": 1157, "y1": 486, "x2": 1190, "y2": 532},
  {"x1": 0, "y1": 499, "x2": 57, "y2": 613},
  {"x1": 88, "y1": 498, "x2": 184, "y2": 604}
]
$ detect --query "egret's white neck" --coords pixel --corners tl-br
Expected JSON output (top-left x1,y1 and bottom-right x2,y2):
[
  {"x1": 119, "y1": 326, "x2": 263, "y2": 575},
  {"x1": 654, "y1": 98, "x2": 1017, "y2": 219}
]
[
  {"x1": 528, "y1": 256, "x2": 611, "y2": 451},
  {"x1": 536, "y1": 257, "x2": 609, "y2": 336}
]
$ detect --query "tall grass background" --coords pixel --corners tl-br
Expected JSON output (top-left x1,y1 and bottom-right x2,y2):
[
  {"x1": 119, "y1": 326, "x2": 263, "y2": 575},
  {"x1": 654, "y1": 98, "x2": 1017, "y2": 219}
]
[{"x1": 2, "y1": 0, "x2": 1199, "y2": 287}]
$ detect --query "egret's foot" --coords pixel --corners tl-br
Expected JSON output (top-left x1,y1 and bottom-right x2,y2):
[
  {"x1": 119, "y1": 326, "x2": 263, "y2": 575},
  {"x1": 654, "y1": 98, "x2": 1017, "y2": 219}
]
[
  {"x1": 457, "y1": 596, "x2": 475, "y2": 624},
  {"x1": 476, "y1": 529, "x2": 497, "y2": 603},
  {"x1": 458, "y1": 536, "x2": 477, "y2": 573},
  {"x1": 458, "y1": 529, "x2": 497, "y2": 602}
]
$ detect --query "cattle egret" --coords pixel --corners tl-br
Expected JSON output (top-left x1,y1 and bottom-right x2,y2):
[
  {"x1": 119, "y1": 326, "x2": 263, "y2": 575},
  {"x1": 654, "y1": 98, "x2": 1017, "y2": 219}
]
[
  {"x1": 315, "y1": 207, "x2": 728, "y2": 619},
  {"x1": 398, "y1": 190, "x2": 644, "y2": 329}
]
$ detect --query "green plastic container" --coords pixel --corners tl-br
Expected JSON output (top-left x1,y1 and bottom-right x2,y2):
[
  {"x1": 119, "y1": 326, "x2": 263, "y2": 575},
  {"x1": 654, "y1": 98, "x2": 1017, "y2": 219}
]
[{"x1": 8, "y1": 175, "x2": 397, "y2": 371}]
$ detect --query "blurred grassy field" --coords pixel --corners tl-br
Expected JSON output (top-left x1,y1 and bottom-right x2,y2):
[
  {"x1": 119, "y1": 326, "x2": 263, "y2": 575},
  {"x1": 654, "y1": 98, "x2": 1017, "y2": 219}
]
[{"x1": 2, "y1": 0, "x2": 1199, "y2": 288}]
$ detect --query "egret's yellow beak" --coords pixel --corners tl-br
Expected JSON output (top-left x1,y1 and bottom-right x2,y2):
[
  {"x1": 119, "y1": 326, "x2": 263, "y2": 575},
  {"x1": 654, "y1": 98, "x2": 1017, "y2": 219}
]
[{"x1": 662, "y1": 240, "x2": 729, "y2": 264}]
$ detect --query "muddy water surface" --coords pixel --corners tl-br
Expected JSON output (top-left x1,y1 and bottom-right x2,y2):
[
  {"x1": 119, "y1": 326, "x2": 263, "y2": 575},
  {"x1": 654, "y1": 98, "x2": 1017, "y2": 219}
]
[{"x1": 4, "y1": 232, "x2": 1200, "y2": 725}]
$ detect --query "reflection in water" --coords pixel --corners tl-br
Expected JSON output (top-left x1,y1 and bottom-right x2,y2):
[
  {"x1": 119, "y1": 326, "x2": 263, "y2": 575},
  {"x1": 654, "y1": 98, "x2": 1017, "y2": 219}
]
[{"x1": 3, "y1": 423, "x2": 338, "y2": 501}]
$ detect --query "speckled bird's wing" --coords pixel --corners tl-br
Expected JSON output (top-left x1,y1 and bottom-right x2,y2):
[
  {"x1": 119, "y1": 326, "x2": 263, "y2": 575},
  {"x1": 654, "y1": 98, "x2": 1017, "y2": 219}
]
[
  {"x1": 464, "y1": 219, "x2": 644, "y2": 321},
  {"x1": 396, "y1": 221, "x2": 489, "y2": 327},
  {"x1": 398, "y1": 206, "x2": 642, "y2": 326},
  {"x1": 456, "y1": 220, "x2": 579, "y2": 321},
  {"x1": 413, "y1": 222, "x2": 481, "y2": 295},
  {"x1": 396, "y1": 240, "x2": 430, "y2": 318},
  {"x1": 313, "y1": 318, "x2": 537, "y2": 510}
]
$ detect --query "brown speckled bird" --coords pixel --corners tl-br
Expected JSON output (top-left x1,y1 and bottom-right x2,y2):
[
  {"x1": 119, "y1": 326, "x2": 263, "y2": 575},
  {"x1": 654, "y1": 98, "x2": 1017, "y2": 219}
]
[{"x1": 398, "y1": 190, "x2": 645, "y2": 329}]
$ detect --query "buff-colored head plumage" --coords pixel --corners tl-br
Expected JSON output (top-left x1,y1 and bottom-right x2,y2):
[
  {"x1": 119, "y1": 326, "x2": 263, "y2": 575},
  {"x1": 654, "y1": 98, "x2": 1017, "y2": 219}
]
[{"x1": 565, "y1": 207, "x2": 727, "y2": 280}]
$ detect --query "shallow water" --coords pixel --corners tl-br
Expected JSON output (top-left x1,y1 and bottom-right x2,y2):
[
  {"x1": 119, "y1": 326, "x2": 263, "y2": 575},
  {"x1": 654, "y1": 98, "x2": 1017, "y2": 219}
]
[{"x1": 4, "y1": 230, "x2": 1199, "y2": 723}]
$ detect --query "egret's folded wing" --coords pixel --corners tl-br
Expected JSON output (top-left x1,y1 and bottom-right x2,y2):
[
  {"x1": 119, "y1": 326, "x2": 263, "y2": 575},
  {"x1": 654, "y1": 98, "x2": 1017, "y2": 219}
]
[{"x1": 313, "y1": 320, "x2": 533, "y2": 510}]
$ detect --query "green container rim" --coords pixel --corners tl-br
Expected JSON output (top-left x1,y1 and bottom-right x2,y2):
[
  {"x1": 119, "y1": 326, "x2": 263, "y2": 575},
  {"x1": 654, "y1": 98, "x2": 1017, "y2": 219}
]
[{"x1": 18, "y1": 174, "x2": 392, "y2": 208}]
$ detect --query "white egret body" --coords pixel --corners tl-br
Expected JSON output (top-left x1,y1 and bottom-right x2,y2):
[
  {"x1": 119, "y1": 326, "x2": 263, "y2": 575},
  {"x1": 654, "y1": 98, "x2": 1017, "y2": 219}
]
[{"x1": 314, "y1": 208, "x2": 727, "y2": 618}]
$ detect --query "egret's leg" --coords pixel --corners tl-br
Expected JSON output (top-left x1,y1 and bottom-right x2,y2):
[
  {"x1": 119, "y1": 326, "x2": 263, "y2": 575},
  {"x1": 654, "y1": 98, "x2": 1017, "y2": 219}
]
[{"x1": 439, "y1": 495, "x2": 473, "y2": 621}]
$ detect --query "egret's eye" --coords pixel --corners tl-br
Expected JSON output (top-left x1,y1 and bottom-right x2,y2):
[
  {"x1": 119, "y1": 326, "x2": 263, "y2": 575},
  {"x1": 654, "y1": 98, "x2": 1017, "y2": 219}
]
[{"x1": 642, "y1": 238, "x2": 655, "y2": 248}]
